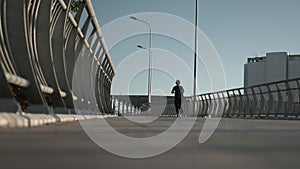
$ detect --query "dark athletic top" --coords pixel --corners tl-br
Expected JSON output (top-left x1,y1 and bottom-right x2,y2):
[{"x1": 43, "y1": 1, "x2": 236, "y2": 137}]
[{"x1": 172, "y1": 85, "x2": 184, "y2": 98}]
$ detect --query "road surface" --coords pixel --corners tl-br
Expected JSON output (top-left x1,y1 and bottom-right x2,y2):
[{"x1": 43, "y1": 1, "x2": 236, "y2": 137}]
[{"x1": 1, "y1": 117, "x2": 300, "y2": 169}]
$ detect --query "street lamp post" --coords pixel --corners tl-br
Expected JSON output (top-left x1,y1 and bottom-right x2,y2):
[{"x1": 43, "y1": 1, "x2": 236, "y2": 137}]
[
  {"x1": 193, "y1": 0, "x2": 199, "y2": 114},
  {"x1": 130, "y1": 16, "x2": 152, "y2": 107}
]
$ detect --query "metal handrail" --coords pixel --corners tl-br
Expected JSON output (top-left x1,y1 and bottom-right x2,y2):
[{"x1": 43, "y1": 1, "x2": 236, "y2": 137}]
[
  {"x1": 144, "y1": 77, "x2": 300, "y2": 118},
  {"x1": 85, "y1": 0, "x2": 115, "y2": 74}
]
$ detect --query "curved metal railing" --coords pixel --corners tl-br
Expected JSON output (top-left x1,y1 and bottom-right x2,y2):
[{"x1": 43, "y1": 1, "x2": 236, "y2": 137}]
[
  {"x1": 161, "y1": 78, "x2": 300, "y2": 119},
  {"x1": 0, "y1": 0, "x2": 115, "y2": 114}
]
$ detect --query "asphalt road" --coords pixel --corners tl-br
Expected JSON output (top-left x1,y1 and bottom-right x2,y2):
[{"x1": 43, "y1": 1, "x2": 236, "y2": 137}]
[{"x1": 1, "y1": 117, "x2": 300, "y2": 169}]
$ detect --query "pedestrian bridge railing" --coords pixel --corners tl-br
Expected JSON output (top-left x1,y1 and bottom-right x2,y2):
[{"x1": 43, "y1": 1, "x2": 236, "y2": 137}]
[
  {"x1": 111, "y1": 97, "x2": 142, "y2": 116},
  {"x1": 0, "y1": 0, "x2": 115, "y2": 115},
  {"x1": 152, "y1": 78, "x2": 300, "y2": 119}
]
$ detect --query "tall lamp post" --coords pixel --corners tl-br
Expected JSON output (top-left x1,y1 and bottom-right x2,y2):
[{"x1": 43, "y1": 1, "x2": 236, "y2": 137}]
[
  {"x1": 193, "y1": 0, "x2": 199, "y2": 114},
  {"x1": 130, "y1": 16, "x2": 152, "y2": 107}
]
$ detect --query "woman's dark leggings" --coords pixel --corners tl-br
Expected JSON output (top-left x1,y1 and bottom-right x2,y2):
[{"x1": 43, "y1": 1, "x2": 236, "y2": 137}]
[{"x1": 175, "y1": 97, "x2": 181, "y2": 117}]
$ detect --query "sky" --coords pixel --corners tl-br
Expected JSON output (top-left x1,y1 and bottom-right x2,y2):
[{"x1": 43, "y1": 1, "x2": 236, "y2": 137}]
[{"x1": 91, "y1": 0, "x2": 300, "y2": 96}]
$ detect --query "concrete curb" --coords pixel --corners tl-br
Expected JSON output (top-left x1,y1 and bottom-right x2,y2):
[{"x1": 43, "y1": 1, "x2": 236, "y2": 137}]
[{"x1": 0, "y1": 113, "x2": 117, "y2": 128}]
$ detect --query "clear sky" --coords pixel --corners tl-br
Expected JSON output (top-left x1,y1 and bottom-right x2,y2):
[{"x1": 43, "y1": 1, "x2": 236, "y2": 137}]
[{"x1": 91, "y1": 0, "x2": 300, "y2": 96}]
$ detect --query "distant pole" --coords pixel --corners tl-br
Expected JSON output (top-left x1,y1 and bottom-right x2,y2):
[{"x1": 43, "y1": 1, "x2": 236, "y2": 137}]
[
  {"x1": 193, "y1": 0, "x2": 198, "y2": 115},
  {"x1": 130, "y1": 16, "x2": 152, "y2": 107}
]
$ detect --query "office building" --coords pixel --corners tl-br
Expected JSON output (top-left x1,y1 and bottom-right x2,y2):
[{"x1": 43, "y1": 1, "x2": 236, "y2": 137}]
[{"x1": 244, "y1": 52, "x2": 300, "y2": 87}]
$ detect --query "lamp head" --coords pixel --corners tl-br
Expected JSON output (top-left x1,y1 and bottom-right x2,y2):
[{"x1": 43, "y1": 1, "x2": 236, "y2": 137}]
[
  {"x1": 130, "y1": 16, "x2": 138, "y2": 20},
  {"x1": 137, "y1": 45, "x2": 147, "y2": 49}
]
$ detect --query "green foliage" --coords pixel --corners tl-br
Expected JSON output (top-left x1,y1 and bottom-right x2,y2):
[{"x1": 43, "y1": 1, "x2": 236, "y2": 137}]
[{"x1": 70, "y1": 0, "x2": 84, "y2": 13}]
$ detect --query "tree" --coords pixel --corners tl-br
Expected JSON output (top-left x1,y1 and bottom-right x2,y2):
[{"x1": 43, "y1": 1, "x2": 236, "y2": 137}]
[{"x1": 70, "y1": 0, "x2": 83, "y2": 13}]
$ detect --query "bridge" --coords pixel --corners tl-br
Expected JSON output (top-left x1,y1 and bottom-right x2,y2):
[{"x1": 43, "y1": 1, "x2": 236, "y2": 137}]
[{"x1": 0, "y1": 0, "x2": 300, "y2": 169}]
